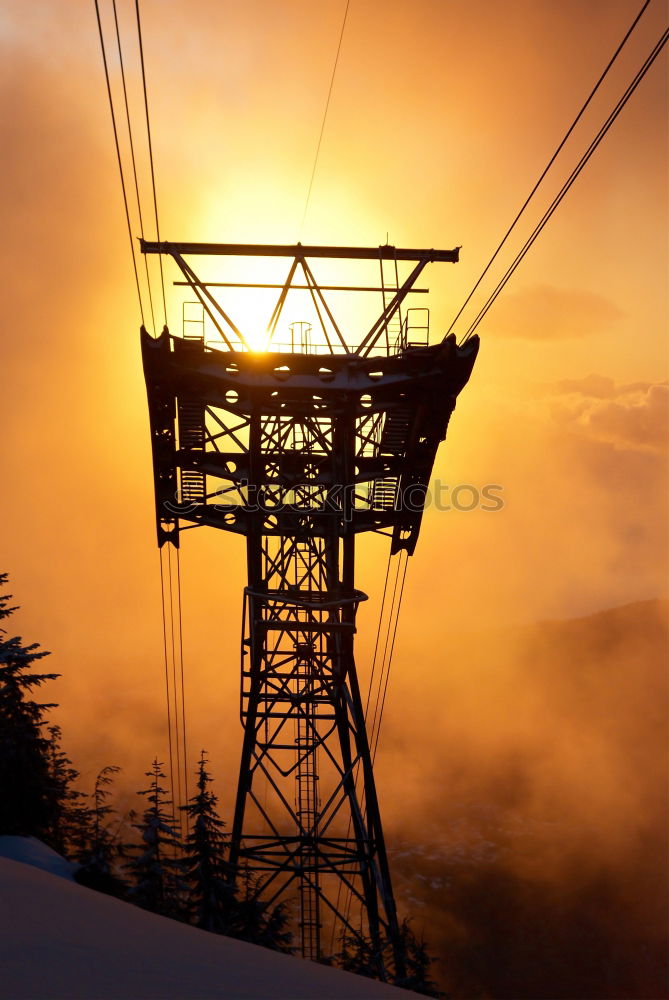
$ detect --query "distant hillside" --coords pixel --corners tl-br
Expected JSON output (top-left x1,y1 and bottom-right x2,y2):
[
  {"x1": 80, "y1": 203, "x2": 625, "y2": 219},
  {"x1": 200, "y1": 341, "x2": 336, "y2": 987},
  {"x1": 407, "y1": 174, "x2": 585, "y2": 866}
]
[{"x1": 384, "y1": 599, "x2": 668, "y2": 1000}]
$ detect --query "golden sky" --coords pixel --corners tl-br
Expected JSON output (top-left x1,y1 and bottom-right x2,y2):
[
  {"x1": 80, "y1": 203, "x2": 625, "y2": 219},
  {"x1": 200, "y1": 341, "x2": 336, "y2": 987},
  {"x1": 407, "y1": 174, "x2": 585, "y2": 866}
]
[{"x1": 1, "y1": 0, "x2": 667, "y2": 808}]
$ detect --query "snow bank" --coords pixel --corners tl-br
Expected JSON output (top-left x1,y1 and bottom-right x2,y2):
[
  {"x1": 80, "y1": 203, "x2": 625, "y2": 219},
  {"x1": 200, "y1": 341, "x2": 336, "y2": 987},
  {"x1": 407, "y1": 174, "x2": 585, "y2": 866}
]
[
  {"x1": 0, "y1": 835, "x2": 78, "y2": 881},
  {"x1": 0, "y1": 852, "x2": 415, "y2": 999}
]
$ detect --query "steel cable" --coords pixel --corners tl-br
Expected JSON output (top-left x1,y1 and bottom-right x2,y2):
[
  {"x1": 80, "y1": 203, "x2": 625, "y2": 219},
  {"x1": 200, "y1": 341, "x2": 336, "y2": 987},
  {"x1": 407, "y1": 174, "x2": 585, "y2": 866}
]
[
  {"x1": 158, "y1": 549, "x2": 178, "y2": 832},
  {"x1": 93, "y1": 0, "x2": 145, "y2": 325},
  {"x1": 135, "y1": 0, "x2": 168, "y2": 327},
  {"x1": 462, "y1": 24, "x2": 669, "y2": 342},
  {"x1": 175, "y1": 547, "x2": 190, "y2": 827},
  {"x1": 447, "y1": 0, "x2": 653, "y2": 338},
  {"x1": 111, "y1": 0, "x2": 157, "y2": 333},
  {"x1": 300, "y1": 0, "x2": 351, "y2": 235}
]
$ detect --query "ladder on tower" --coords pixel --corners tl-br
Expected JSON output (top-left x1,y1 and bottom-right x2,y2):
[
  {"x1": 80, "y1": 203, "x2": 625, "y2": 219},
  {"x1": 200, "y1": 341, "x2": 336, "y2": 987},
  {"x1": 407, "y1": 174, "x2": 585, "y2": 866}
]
[
  {"x1": 294, "y1": 642, "x2": 321, "y2": 959},
  {"x1": 177, "y1": 399, "x2": 206, "y2": 503},
  {"x1": 370, "y1": 405, "x2": 413, "y2": 509},
  {"x1": 178, "y1": 301, "x2": 206, "y2": 504},
  {"x1": 370, "y1": 478, "x2": 398, "y2": 511},
  {"x1": 379, "y1": 405, "x2": 412, "y2": 455}
]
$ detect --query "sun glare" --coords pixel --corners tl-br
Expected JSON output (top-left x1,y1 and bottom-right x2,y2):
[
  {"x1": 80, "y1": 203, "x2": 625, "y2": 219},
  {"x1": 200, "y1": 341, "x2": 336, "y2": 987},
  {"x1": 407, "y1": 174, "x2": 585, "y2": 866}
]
[{"x1": 245, "y1": 327, "x2": 269, "y2": 352}]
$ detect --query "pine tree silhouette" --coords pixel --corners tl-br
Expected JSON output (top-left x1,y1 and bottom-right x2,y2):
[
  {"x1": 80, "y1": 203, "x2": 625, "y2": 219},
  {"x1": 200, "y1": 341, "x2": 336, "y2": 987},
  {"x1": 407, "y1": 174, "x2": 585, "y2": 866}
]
[
  {"x1": 44, "y1": 724, "x2": 91, "y2": 858},
  {"x1": 338, "y1": 918, "x2": 443, "y2": 997},
  {"x1": 125, "y1": 759, "x2": 185, "y2": 919},
  {"x1": 337, "y1": 927, "x2": 386, "y2": 980},
  {"x1": 394, "y1": 919, "x2": 444, "y2": 998},
  {"x1": 91, "y1": 766, "x2": 123, "y2": 869},
  {"x1": 180, "y1": 750, "x2": 293, "y2": 952},
  {"x1": 181, "y1": 750, "x2": 236, "y2": 933},
  {"x1": 232, "y1": 869, "x2": 292, "y2": 954},
  {"x1": 0, "y1": 573, "x2": 60, "y2": 841},
  {"x1": 0, "y1": 573, "x2": 124, "y2": 874},
  {"x1": 75, "y1": 766, "x2": 127, "y2": 898}
]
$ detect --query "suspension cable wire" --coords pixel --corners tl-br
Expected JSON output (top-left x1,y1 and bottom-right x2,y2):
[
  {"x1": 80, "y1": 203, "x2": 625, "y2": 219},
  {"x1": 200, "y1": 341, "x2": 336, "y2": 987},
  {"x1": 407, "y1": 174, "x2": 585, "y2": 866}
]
[
  {"x1": 462, "y1": 24, "x2": 669, "y2": 343},
  {"x1": 367, "y1": 552, "x2": 403, "y2": 749},
  {"x1": 364, "y1": 550, "x2": 393, "y2": 719},
  {"x1": 371, "y1": 550, "x2": 408, "y2": 762},
  {"x1": 446, "y1": 0, "x2": 653, "y2": 337},
  {"x1": 329, "y1": 546, "x2": 394, "y2": 953},
  {"x1": 135, "y1": 0, "x2": 168, "y2": 328},
  {"x1": 166, "y1": 543, "x2": 184, "y2": 826},
  {"x1": 130, "y1": 0, "x2": 183, "y2": 826},
  {"x1": 93, "y1": 0, "x2": 145, "y2": 326},
  {"x1": 338, "y1": 549, "x2": 409, "y2": 946},
  {"x1": 158, "y1": 549, "x2": 178, "y2": 832},
  {"x1": 175, "y1": 547, "x2": 190, "y2": 825},
  {"x1": 96, "y1": 0, "x2": 180, "y2": 822},
  {"x1": 299, "y1": 0, "x2": 351, "y2": 236},
  {"x1": 111, "y1": 0, "x2": 157, "y2": 334}
]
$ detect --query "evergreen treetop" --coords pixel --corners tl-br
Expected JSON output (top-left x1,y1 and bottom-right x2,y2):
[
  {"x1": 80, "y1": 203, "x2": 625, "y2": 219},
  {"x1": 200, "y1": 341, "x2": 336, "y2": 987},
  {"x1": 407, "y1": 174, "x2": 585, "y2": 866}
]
[
  {"x1": 125, "y1": 758, "x2": 185, "y2": 919},
  {"x1": 181, "y1": 750, "x2": 234, "y2": 933},
  {"x1": 0, "y1": 574, "x2": 61, "y2": 841},
  {"x1": 338, "y1": 918, "x2": 443, "y2": 997},
  {"x1": 179, "y1": 750, "x2": 292, "y2": 952}
]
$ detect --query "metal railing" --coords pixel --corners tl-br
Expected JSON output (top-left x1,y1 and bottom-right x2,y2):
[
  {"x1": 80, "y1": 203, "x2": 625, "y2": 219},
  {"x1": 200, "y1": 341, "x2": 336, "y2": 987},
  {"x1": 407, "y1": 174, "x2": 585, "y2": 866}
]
[{"x1": 183, "y1": 302, "x2": 432, "y2": 356}]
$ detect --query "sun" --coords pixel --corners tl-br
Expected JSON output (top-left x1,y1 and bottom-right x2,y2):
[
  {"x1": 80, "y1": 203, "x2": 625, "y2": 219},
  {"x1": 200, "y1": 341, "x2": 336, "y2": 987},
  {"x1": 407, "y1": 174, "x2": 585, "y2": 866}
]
[{"x1": 242, "y1": 327, "x2": 268, "y2": 352}]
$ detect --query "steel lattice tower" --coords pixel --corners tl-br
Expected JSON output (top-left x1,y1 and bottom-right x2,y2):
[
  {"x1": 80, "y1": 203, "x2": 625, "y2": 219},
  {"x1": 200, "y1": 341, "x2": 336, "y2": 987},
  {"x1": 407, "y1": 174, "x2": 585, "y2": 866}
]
[{"x1": 141, "y1": 241, "x2": 478, "y2": 974}]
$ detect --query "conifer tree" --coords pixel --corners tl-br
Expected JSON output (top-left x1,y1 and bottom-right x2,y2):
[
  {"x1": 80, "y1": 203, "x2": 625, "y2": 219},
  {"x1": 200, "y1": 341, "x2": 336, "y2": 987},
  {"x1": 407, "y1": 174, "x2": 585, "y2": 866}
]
[
  {"x1": 338, "y1": 918, "x2": 443, "y2": 997},
  {"x1": 125, "y1": 759, "x2": 185, "y2": 919},
  {"x1": 75, "y1": 766, "x2": 127, "y2": 898},
  {"x1": 232, "y1": 872, "x2": 292, "y2": 954},
  {"x1": 337, "y1": 927, "x2": 385, "y2": 980},
  {"x1": 180, "y1": 750, "x2": 293, "y2": 952},
  {"x1": 394, "y1": 919, "x2": 443, "y2": 998},
  {"x1": 181, "y1": 750, "x2": 235, "y2": 933},
  {"x1": 44, "y1": 724, "x2": 92, "y2": 858},
  {"x1": 91, "y1": 765, "x2": 122, "y2": 869},
  {"x1": 0, "y1": 574, "x2": 60, "y2": 841}
]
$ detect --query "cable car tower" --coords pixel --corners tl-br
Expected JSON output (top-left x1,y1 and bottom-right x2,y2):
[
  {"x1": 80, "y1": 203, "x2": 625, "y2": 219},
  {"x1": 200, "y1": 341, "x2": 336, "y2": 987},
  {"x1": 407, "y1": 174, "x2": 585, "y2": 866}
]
[{"x1": 140, "y1": 240, "x2": 478, "y2": 972}]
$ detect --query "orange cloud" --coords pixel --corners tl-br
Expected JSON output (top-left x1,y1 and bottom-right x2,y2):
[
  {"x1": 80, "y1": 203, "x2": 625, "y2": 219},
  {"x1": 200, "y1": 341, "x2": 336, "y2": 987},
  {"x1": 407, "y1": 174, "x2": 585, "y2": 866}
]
[
  {"x1": 545, "y1": 378, "x2": 668, "y2": 452},
  {"x1": 489, "y1": 283, "x2": 623, "y2": 339}
]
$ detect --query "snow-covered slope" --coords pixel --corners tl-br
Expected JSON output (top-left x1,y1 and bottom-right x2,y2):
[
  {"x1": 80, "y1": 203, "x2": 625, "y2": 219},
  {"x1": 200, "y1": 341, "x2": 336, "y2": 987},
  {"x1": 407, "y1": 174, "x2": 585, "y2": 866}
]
[
  {"x1": 0, "y1": 835, "x2": 78, "y2": 881},
  {"x1": 0, "y1": 842, "x2": 414, "y2": 999}
]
